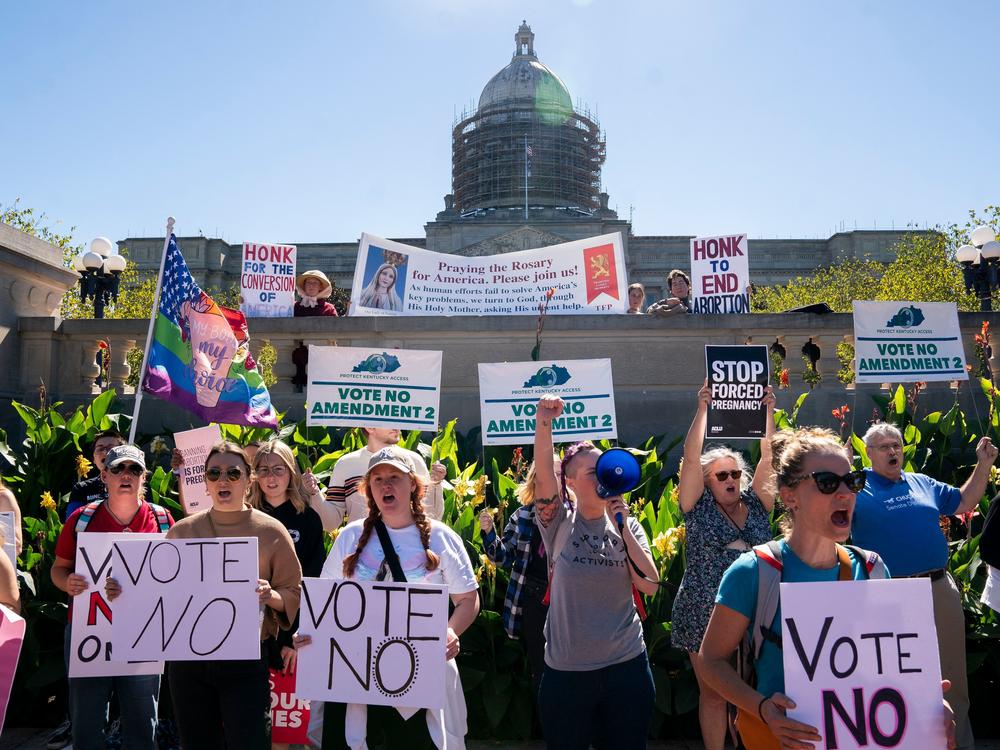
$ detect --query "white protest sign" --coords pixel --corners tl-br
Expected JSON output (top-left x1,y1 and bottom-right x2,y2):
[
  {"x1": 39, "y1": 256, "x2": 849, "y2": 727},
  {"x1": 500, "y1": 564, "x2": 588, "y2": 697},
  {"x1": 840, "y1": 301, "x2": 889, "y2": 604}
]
[
  {"x1": 174, "y1": 425, "x2": 222, "y2": 515},
  {"x1": 295, "y1": 578, "x2": 448, "y2": 710},
  {"x1": 349, "y1": 232, "x2": 627, "y2": 316},
  {"x1": 781, "y1": 578, "x2": 946, "y2": 750},
  {"x1": 0, "y1": 513, "x2": 14, "y2": 569},
  {"x1": 689, "y1": 233, "x2": 751, "y2": 314},
  {"x1": 478, "y1": 359, "x2": 617, "y2": 446},
  {"x1": 306, "y1": 346, "x2": 442, "y2": 431},
  {"x1": 0, "y1": 604, "x2": 25, "y2": 734},
  {"x1": 241, "y1": 242, "x2": 297, "y2": 317},
  {"x1": 70, "y1": 533, "x2": 163, "y2": 677},
  {"x1": 853, "y1": 301, "x2": 967, "y2": 384},
  {"x1": 111, "y1": 537, "x2": 261, "y2": 662}
]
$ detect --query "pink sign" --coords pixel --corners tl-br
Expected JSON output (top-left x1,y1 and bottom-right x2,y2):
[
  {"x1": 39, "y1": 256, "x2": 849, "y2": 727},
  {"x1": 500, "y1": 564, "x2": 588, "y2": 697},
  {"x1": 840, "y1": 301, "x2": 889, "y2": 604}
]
[{"x1": 0, "y1": 604, "x2": 25, "y2": 733}]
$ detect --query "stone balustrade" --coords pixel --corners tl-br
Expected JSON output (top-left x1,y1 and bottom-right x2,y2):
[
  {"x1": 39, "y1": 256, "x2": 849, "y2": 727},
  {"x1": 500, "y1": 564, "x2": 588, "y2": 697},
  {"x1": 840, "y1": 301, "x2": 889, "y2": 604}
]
[{"x1": 13, "y1": 313, "x2": 1000, "y2": 445}]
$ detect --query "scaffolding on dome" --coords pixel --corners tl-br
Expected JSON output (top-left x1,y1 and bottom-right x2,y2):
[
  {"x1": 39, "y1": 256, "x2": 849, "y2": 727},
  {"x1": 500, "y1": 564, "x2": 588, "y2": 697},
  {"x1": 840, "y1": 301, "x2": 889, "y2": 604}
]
[{"x1": 451, "y1": 101, "x2": 606, "y2": 214}]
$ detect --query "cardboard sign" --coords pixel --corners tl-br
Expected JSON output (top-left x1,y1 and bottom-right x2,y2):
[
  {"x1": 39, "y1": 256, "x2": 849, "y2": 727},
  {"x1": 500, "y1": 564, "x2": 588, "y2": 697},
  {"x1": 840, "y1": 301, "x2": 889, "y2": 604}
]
[
  {"x1": 306, "y1": 346, "x2": 442, "y2": 431},
  {"x1": 241, "y1": 242, "x2": 297, "y2": 317},
  {"x1": 111, "y1": 537, "x2": 261, "y2": 662},
  {"x1": 0, "y1": 604, "x2": 25, "y2": 734},
  {"x1": 270, "y1": 668, "x2": 310, "y2": 743},
  {"x1": 689, "y1": 233, "x2": 751, "y2": 314},
  {"x1": 781, "y1": 578, "x2": 946, "y2": 750},
  {"x1": 173, "y1": 425, "x2": 222, "y2": 515},
  {"x1": 70, "y1": 533, "x2": 164, "y2": 677},
  {"x1": 478, "y1": 359, "x2": 618, "y2": 445},
  {"x1": 349, "y1": 232, "x2": 628, "y2": 316},
  {"x1": 0, "y1": 513, "x2": 15, "y2": 569},
  {"x1": 852, "y1": 301, "x2": 967, "y2": 383},
  {"x1": 705, "y1": 345, "x2": 769, "y2": 439},
  {"x1": 295, "y1": 578, "x2": 449, "y2": 710}
]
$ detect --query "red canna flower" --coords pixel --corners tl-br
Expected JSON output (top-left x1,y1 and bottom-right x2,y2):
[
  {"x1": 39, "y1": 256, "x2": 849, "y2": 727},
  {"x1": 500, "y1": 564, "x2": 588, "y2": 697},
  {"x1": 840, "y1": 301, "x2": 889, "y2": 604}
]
[
  {"x1": 779, "y1": 369, "x2": 789, "y2": 388},
  {"x1": 546, "y1": 287, "x2": 556, "y2": 300}
]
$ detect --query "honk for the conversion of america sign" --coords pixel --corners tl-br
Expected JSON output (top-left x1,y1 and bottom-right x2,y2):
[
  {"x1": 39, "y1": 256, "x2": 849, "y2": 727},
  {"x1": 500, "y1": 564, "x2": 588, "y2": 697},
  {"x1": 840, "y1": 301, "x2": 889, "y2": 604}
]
[
  {"x1": 478, "y1": 359, "x2": 618, "y2": 445},
  {"x1": 689, "y1": 233, "x2": 751, "y2": 314},
  {"x1": 307, "y1": 346, "x2": 442, "y2": 431},
  {"x1": 852, "y1": 301, "x2": 967, "y2": 384},
  {"x1": 348, "y1": 232, "x2": 627, "y2": 316}
]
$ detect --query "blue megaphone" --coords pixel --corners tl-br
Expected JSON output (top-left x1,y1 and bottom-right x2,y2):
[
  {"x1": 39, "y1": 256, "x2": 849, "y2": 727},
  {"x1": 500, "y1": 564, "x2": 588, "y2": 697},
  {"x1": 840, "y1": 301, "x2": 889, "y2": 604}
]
[{"x1": 595, "y1": 448, "x2": 642, "y2": 531}]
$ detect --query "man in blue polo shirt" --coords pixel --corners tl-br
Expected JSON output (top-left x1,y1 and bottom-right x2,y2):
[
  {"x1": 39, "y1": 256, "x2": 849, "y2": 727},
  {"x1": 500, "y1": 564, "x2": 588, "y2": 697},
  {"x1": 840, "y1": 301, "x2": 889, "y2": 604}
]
[{"x1": 852, "y1": 422, "x2": 996, "y2": 750}]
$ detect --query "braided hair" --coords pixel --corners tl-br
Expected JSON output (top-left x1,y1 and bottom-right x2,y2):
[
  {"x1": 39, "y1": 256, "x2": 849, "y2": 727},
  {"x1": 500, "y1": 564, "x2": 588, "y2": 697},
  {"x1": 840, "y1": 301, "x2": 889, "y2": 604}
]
[{"x1": 342, "y1": 470, "x2": 438, "y2": 577}]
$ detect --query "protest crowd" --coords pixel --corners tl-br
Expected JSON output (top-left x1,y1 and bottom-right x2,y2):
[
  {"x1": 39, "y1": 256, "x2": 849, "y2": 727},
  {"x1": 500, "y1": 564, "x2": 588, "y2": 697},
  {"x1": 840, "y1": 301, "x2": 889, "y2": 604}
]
[{"x1": 3, "y1": 229, "x2": 1000, "y2": 750}]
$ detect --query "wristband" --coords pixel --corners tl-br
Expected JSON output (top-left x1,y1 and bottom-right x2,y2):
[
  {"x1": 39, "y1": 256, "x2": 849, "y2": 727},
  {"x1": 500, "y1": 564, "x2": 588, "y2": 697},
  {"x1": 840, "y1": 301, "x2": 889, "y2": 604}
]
[{"x1": 757, "y1": 696, "x2": 769, "y2": 723}]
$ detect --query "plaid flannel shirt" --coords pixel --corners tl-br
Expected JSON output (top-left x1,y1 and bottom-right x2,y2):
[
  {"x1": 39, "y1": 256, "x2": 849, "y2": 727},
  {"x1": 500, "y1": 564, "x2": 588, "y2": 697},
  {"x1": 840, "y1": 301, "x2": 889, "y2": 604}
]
[{"x1": 483, "y1": 504, "x2": 545, "y2": 639}]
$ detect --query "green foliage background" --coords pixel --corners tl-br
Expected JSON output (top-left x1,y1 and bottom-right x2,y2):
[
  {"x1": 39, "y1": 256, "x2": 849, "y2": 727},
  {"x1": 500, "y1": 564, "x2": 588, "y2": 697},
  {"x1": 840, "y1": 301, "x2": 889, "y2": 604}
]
[{"x1": 3, "y1": 386, "x2": 1000, "y2": 739}]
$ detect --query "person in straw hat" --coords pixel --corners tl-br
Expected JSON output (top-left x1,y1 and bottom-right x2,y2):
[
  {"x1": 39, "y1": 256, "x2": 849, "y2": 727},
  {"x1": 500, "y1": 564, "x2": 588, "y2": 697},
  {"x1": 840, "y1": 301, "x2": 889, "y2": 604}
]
[{"x1": 294, "y1": 269, "x2": 339, "y2": 317}]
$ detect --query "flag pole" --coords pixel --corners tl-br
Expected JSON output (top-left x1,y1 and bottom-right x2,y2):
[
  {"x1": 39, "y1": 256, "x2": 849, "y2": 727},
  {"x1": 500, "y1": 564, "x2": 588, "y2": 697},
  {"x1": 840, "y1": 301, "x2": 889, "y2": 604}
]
[
  {"x1": 128, "y1": 216, "x2": 175, "y2": 443},
  {"x1": 524, "y1": 135, "x2": 529, "y2": 220}
]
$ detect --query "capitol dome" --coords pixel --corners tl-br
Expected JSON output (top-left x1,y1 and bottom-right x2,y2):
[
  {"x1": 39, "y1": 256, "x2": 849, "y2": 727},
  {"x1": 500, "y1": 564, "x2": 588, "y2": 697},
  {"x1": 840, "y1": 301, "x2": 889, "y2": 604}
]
[
  {"x1": 477, "y1": 21, "x2": 573, "y2": 119},
  {"x1": 451, "y1": 21, "x2": 606, "y2": 213}
]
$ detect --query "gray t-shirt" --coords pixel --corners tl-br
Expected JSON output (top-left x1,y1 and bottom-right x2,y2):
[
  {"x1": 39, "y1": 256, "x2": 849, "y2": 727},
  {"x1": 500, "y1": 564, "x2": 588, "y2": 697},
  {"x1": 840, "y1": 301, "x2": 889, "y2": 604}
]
[{"x1": 540, "y1": 509, "x2": 649, "y2": 671}]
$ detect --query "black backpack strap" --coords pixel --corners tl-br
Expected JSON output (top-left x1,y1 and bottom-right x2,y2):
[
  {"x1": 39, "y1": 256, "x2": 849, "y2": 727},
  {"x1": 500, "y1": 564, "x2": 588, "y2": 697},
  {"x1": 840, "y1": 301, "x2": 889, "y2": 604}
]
[{"x1": 374, "y1": 519, "x2": 408, "y2": 583}]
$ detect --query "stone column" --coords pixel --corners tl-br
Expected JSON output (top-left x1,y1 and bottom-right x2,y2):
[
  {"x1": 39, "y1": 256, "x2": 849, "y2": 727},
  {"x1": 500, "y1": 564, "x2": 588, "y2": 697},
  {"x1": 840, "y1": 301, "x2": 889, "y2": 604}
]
[{"x1": 106, "y1": 336, "x2": 138, "y2": 394}]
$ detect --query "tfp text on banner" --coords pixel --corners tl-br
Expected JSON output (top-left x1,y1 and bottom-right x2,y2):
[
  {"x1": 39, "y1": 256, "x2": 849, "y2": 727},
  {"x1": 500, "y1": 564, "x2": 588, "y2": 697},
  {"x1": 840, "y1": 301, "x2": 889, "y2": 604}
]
[
  {"x1": 349, "y1": 232, "x2": 627, "y2": 316},
  {"x1": 781, "y1": 578, "x2": 946, "y2": 750},
  {"x1": 306, "y1": 346, "x2": 442, "y2": 431},
  {"x1": 111, "y1": 537, "x2": 261, "y2": 662},
  {"x1": 478, "y1": 359, "x2": 618, "y2": 445},
  {"x1": 689, "y1": 234, "x2": 750, "y2": 314},
  {"x1": 295, "y1": 578, "x2": 448, "y2": 710},
  {"x1": 70, "y1": 533, "x2": 164, "y2": 677},
  {"x1": 705, "y1": 345, "x2": 769, "y2": 439},
  {"x1": 852, "y1": 301, "x2": 967, "y2": 384},
  {"x1": 241, "y1": 242, "x2": 296, "y2": 318}
]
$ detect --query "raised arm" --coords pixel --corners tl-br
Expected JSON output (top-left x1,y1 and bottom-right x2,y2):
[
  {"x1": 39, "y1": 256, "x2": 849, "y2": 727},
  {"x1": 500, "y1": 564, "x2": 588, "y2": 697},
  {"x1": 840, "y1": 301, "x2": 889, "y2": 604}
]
[
  {"x1": 678, "y1": 381, "x2": 711, "y2": 513},
  {"x1": 301, "y1": 470, "x2": 343, "y2": 531},
  {"x1": 533, "y1": 395, "x2": 563, "y2": 511},
  {"x1": 480, "y1": 509, "x2": 520, "y2": 569},
  {"x1": 751, "y1": 387, "x2": 777, "y2": 512},
  {"x1": 957, "y1": 437, "x2": 998, "y2": 514}
]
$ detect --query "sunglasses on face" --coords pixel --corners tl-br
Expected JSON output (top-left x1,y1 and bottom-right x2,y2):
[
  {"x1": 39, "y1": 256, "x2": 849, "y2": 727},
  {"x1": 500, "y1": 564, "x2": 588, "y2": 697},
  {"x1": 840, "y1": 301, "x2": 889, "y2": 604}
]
[
  {"x1": 713, "y1": 470, "x2": 743, "y2": 482},
  {"x1": 109, "y1": 463, "x2": 143, "y2": 477},
  {"x1": 794, "y1": 470, "x2": 867, "y2": 494},
  {"x1": 255, "y1": 465, "x2": 288, "y2": 478},
  {"x1": 205, "y1": 467, "x2": 246, "y2": 483}
]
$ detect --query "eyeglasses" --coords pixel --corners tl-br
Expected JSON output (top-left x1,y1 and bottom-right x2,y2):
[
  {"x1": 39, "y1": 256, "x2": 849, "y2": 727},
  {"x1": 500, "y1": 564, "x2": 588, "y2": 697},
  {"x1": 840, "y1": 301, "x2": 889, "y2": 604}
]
[
  {"x1": 109, "y1": 463, "x2": 144, "y2": 477},
  {"x1": 713, "y1": 470, "x2": 743, "y2": 482},
  {"x1": 255, "y1": 465, "x2": 288, "y2": 478},
  {"x1": 205, "y1": 467, "x2": 246, "y2": 483},
  {"x1": 790, "y1": 470, "x2": 867, "y2": 494}
]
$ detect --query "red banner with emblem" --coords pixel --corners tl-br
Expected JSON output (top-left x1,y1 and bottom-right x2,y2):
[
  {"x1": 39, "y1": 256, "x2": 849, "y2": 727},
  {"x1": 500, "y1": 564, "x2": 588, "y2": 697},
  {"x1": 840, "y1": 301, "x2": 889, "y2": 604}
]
[{"x1": 583, "y1": 243, "x2": 619, "y2": 303}]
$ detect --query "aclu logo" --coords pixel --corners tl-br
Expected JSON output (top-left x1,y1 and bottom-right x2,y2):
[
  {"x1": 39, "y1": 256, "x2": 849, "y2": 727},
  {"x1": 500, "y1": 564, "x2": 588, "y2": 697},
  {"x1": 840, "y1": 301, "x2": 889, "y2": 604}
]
[
  {"x1": 523, "y1": 365, "x2": 571, "y2": 388},
  {"x1": 710, "y1": 425, "x2": 724, "y2": 433},
  {"x1": 884, "y1": 305, "x2": 925, "y2": 328},
  {"x1": 352, "y1": 352, "x2": 401, "y2": 374}
]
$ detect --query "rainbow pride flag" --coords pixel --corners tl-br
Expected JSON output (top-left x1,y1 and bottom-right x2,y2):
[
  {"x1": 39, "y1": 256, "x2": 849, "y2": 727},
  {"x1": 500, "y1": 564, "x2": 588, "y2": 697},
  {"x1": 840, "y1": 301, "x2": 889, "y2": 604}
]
[{"x1": 142, "y1": 235, "x2": 278, "y2": 428}]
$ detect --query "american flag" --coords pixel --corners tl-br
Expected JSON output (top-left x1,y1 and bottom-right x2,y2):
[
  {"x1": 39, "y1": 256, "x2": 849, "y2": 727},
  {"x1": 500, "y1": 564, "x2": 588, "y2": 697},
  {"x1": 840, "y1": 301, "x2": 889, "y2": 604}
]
[
  {"x1": 159, "y1": 236, "x2": 202, "y2": 325},
  {"x1": 525, "y1": 144, "x2": 533, "y2": 157}
]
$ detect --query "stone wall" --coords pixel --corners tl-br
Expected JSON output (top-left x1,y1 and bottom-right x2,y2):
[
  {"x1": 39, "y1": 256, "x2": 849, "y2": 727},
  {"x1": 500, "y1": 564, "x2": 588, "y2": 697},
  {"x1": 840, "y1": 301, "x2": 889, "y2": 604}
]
[{"x1": 12, "y1": 313, "x2": 999, "y2": 466}]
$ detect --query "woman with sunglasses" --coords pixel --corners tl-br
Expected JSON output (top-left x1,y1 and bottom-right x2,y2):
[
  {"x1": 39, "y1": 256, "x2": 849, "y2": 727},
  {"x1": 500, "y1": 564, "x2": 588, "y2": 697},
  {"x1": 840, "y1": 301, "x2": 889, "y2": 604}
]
[
  {"x1": 671, "y1": 381, "x2": 776, "y2": 750},
  {"x1": 160, "y1": 442, "x2": 302, "y2": 749},
  {"x1": 52, "y1": 444, "x2": 175, "y2": 750},
  {"x1": 696, "y1": 428, "x2": 962, "y2": 750},
  {"x1": 248, "y1": 440, "x2": 326, "y2": 750}
]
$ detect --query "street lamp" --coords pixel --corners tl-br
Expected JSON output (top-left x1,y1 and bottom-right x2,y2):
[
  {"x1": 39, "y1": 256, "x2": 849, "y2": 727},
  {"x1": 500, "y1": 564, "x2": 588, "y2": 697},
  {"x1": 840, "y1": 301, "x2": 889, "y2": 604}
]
[
  {"x1": 74, "y1": 237, "x2": 128, "y2": 318},
  {"x1": 957, "y1": 225, "x2": 1000, "y2": 312}
]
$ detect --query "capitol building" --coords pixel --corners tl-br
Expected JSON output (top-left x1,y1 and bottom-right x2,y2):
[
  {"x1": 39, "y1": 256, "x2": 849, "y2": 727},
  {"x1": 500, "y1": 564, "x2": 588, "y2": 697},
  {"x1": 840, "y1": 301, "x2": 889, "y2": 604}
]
[{"x1": 122, "y1": 21, "x2": 908, "y2": 305}]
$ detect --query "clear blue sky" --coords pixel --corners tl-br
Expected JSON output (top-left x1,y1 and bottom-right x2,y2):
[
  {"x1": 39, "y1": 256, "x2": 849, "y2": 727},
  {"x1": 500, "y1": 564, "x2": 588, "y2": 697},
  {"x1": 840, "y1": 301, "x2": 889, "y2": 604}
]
[{"x1": 3, "y1": 1, "x2": 998, "y2": 251}]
